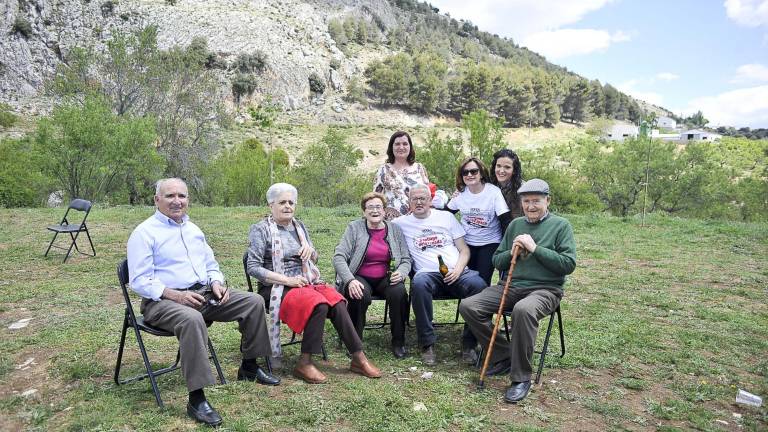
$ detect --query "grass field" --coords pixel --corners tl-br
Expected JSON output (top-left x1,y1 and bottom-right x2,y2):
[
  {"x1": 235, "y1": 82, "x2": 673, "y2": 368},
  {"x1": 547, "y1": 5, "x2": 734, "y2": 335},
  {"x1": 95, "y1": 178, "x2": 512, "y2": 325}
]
[{"x1": 0, "y1": 205, "x2": 766, "y2": 431}]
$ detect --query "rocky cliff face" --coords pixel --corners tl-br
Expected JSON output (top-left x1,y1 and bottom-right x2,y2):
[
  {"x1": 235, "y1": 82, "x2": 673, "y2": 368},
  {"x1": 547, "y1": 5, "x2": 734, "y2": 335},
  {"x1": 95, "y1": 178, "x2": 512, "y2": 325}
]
[{"x1": 0, "y1": 0, "x2": 406, "y2": 120}]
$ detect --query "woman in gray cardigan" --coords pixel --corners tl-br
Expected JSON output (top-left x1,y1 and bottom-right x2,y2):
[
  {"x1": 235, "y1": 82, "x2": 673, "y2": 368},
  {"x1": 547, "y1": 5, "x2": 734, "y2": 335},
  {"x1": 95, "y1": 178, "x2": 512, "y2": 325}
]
[{"x1": 333, "y1": 192, "x2": 412, "y2": 359}]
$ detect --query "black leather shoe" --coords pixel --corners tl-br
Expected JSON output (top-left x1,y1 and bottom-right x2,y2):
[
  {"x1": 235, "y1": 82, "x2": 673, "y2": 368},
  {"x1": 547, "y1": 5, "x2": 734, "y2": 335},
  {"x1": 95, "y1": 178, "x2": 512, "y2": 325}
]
[
  {"x1": 392, "y1": 345, "x2": 407, "y2": 359},
  {"x1": 485, "y1": 359, "x2": 511, "y2": 376},
  {"x1": 238, "y1": 365, "x2": 281, "y2": 386},
  {"x1": 187, "y1": 400, "x2": 222, "y2": 427},
  {"x1": 504, "y1": 380, "x2": 531, "y2": 404}
]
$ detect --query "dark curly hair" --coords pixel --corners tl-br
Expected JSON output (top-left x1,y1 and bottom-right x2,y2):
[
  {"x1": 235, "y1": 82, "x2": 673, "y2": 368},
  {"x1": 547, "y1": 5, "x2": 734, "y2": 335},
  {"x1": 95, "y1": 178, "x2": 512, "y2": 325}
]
[{"x1": 490, "y1": 148, "x2": 523, "y2": 191}]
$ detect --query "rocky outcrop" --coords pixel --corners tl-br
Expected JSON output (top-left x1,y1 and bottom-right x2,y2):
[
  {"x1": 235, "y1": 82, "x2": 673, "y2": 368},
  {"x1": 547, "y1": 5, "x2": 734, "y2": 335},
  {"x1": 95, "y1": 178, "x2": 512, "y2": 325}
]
[{"x1": 0, "y1": 0, "x2": 398, "y2": 116}]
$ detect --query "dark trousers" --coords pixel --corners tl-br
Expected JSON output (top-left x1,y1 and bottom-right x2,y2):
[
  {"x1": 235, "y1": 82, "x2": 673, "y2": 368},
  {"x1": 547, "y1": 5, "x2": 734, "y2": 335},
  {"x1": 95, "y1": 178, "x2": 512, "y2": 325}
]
[
  {"x1": 345, "y1": 275, "x2": 408, "y2": 346},
  {"x1": 411, "y1": 269, "x2": 487, "y2": 349},
  {"x1": 459, "y1": 285, "x2": 561, "y2": 382},
  {"x1": 302, "y1": 302, "x2": 363, "y2": 355},
  {"x1": 258, "y1": 285, "x2": 363, "y2": 357},
  {"x1": 142, "y1": 287, "x2": 271, "y2": 391},
  {"x1": 468, "y1": 243, "x2": 499, "y2": 285}
]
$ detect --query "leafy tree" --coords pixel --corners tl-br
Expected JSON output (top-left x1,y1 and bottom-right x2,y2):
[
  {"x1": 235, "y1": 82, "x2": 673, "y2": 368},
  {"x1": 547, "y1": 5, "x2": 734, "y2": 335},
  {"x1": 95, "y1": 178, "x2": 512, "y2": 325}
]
[
  {"x1": 500, "y1": 82, "x2": 534, "y2": 128},
  {"x1": 561, "y1": 80, "x2": 591, "y2": 124},
  {"x1": 419, "y1": 130, "x2": 465, "y2": 191},
  {"x1": 291, "y1": 128, "x2": 368, "y2": 206},
  {"x1": 47, "y1": 25, "x2": 228, "y2": 189},
  {"x1": 328, "y1": 19, "x2": 347, "y2": 46},
  {"x1": 0, "y1": 137, "x2": 51, "y2": 207},
  {"x1": 34, "y1": 94, "x2": 162, "y2": 203},
  {"x1": 232, "y1": 73, "x2": 258, "y2": 102},
  {"x1": 365, "y1": 53, "x2": 412, "y2": 105},
  {"x1": 462, "y1": 109, "x2": 504, "y2": 164},
  {"x1": 200, "y1": 138, "x2": 288, "y2": 206},
  {"x1": 308, "y1": 72, "x2": 326, "y2": 94},
  {"x1": 685, "y1": 110, "x2": 709, "y2": 128},
  {"x1": 408, "y1": 52, "x2": 447, "y2": 112}
]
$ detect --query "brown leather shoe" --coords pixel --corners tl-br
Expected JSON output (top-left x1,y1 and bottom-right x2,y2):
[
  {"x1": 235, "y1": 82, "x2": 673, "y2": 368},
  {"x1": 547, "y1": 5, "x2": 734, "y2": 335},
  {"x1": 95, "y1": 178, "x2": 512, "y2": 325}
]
[
  {"x1": 350, "y1": 357, "x2": 382, "y2": 378},
  {"x1": 292, "y1": 362, "x2": 327, "y2": 384}
]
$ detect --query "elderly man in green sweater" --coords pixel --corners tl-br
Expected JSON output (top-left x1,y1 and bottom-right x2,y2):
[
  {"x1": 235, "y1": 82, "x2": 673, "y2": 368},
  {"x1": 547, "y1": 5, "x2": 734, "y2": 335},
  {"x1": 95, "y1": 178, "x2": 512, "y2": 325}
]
[{"x1": 459, "y1": 178, "x2": 576, "y2": 403}]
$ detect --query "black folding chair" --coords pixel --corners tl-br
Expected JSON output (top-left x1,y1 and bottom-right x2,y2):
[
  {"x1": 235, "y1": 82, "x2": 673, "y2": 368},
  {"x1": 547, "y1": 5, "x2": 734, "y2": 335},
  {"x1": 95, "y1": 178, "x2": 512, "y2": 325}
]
[
  {"x1": 114, "y1": 260, "x2": 226, "y2": 408},
  {"x1": 44, "y1": 199, "x2": 96, "y2": 263},
  {"x1": 242, "y1": 253, "x2": 326, "y2": 365},
  {"x1": 502, "y1": 305, "x2": 565, "y2": 384},
  {"x1": 406, "y1": 272, "x2": 462, "y2": 327}
]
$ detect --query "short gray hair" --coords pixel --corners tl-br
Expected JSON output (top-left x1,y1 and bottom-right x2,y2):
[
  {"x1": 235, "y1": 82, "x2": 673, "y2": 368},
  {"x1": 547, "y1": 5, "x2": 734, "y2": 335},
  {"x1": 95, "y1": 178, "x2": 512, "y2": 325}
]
[
  {"x1": 408, "y1": 183, "x2": 431, "y2": 197},
  {"x1": 266, "y1": 183, "x2": 298, "y2": 204},
  {"x1": 155, "y1": 178, "x2": 187, "y2": 196}
]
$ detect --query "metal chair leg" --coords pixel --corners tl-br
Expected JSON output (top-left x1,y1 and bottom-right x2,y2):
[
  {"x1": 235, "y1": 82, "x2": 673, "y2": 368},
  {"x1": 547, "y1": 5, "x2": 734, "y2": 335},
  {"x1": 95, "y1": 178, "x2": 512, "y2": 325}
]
[
  {"x1": 208, "y1": 338, "x2": 226, "y2": 385},
  {"x1": 44, "y1": 232, "x2": 59, "y2": 257},
  {"x1": 114, "y1": 316, "x2": 129, "y2": 385},
  {"x1": 534, "y1": 312, "x2": 556, "y2": 384},
  {"x1": 133, "y1": 325, "x2": 165, "y2": 408}
]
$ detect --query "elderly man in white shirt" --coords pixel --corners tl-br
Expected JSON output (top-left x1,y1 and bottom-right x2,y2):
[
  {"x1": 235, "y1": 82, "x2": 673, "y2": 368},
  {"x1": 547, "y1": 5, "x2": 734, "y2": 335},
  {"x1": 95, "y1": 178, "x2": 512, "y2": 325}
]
[{"x1": 127, "y1": 178, "x2": 277, "y2": 427}]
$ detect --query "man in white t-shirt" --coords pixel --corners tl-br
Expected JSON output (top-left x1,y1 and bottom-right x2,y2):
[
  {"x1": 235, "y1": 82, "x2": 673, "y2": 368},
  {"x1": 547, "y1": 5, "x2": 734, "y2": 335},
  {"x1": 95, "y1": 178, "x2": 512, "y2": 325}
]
[{"x1": 393, "y1": 184, "x2": 487, "y2": 366}]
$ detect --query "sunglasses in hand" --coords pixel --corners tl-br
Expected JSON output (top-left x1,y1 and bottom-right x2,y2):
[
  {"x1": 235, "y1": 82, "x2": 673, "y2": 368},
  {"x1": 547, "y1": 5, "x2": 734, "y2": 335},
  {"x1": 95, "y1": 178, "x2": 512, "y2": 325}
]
[{"x1": 204, "y1": 283, "x2": 228, "y2": 306}]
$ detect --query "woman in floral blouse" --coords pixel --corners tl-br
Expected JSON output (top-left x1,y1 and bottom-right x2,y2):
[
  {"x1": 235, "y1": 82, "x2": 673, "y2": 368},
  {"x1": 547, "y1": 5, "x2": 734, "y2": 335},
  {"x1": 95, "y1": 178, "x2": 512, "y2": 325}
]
[{"x1": 373, "y1": 131, "x2": 430, "y2": 220}]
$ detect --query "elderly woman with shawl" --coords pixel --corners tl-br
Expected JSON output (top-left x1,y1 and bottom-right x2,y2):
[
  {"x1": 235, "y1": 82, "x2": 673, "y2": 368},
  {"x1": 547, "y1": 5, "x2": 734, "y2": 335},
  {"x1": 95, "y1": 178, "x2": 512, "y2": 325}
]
[{"x1": 246, "y1": 183, "x2": 381, "y2": 384}]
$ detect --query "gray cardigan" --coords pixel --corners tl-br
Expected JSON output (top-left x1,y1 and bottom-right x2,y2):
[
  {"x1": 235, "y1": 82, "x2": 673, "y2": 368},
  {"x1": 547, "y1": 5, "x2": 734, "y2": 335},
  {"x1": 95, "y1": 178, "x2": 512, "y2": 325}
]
[{"x1": 332, "y1": 218, "x2": 411, "y2": 291}]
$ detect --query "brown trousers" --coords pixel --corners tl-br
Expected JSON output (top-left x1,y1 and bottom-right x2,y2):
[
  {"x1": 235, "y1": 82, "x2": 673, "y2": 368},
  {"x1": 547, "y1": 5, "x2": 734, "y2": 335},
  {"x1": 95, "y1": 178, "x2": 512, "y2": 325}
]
[
  {"x1": 142, "y1": 288, "x2": 271, "y2": 391},
  {"x1": 459, "y1": 285, "x2": 561, "y2": 382}
]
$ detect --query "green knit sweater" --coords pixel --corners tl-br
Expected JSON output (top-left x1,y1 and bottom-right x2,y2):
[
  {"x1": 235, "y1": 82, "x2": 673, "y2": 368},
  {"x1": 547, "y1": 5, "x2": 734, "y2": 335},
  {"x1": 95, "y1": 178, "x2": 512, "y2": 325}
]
[{"x1": 492, "y1": 214, "x2": 576, "y2": 289}]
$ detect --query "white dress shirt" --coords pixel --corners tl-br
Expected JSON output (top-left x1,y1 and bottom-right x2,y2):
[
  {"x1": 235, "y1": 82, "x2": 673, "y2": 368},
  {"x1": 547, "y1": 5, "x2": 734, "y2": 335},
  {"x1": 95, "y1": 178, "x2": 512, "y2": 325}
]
[{"x1": 127, "y1": 210, "x2": 224, "y2": 301}]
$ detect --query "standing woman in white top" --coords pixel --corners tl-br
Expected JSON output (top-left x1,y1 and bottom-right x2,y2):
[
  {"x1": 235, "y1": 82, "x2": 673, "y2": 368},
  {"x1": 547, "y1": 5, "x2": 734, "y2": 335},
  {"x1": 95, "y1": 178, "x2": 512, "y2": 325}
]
[
  {"x1": 447, "y1": 157, "x2": 510, "y2": 285},
  {"x1": 373, "y1": 131, "x2": 430, "y2": 220}
]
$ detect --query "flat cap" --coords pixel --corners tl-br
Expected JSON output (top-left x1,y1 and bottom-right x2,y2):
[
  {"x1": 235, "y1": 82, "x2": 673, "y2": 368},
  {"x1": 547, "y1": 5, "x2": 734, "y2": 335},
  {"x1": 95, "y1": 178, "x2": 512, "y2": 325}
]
[{"x1": 517, "y1": 178, "x2": 550, "y2": 195}]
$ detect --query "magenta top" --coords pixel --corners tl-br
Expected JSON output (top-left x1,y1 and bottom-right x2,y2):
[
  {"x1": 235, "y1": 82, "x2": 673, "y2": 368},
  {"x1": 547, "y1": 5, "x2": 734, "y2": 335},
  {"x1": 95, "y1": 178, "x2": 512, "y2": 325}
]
[{"x1": 357, "y1": 227, "x2": 390, "y2": 279}]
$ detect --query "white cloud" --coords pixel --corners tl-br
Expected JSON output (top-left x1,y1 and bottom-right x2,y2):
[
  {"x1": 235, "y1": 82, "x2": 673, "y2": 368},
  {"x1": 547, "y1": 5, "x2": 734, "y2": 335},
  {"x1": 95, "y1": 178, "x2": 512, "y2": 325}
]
[
  {"x1": 616, "y1": 79, "x2": 664, "y2": 105},
  {"x1": 655, "y1": 72, "x2": 679, "y2": 81},
  {"x1": 724, "y1": 0, "x2": 768, "y2": 27},
  {"x1": 730, "y1": 63, "x2": 768, "y2": 82},
  {"x1": 683, "y1": 85, "x2": 768, "y2": 127},
  {"x1": 429, "y1": 0, "x2": 615, "y2": 41},
  {"x1": 522, "y1": 29, "x2": 630, "y2": 59}
]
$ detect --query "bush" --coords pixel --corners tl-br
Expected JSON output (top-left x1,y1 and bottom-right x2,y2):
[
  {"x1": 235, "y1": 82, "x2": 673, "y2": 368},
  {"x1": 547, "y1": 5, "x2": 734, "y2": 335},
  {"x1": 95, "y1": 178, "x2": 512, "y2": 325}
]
[
  {"x1": 420, "y1": 130, "x2": 465, "y2": 192},
  {"x1": 308, "y1": 72, "x2": 326, "y2": 94},
  {"x1": 34, "y1": 94, "x2": 162, "y2": 202},
  {"x1": 291, "y1": 127, "x2": 366, "y2": 206},
  {"x1": 234, "y1": 51, "x2": 267, "y2": 74},
  {"x1": 232, "y1": 74, "x2": 258, "y2": 102},
  {"x1": 199, "y1": 138, "x2": 289, "y2": 206},
  {"x1": 12, "y1": 16, "x2": 33, "y2": 39},
  {"x1": 0, "y1": 104, "x2": 18, "y2": 128},
  {"x1": 0, "y1": 137, "x2": 51, "y2": 207}
]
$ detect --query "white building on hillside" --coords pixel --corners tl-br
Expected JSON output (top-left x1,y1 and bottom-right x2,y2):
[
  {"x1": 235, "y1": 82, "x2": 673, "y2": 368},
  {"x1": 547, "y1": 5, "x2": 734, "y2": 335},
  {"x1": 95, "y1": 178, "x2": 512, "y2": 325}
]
[
  {"x1": 656, "y1": 116, "x2": 677, "y2": 129},
  {"x1": 605, "y1": 124, "x2": 639, "y2": 141},
  {"x1": 680, "y1": 129, "x2": 722, "y2": 141}
]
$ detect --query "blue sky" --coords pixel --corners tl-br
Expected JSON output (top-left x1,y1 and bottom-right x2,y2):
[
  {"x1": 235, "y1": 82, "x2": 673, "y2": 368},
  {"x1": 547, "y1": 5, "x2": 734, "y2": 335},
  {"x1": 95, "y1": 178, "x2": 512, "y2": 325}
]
[{"x1": 428, "y1": 0, "x2": 768, "y2": 128}]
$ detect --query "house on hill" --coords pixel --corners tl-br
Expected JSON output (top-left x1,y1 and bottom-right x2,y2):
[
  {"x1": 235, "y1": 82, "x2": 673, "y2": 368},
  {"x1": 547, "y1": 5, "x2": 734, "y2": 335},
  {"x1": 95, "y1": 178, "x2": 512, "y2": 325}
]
[
  {"x1": 680, "y1": 129, "x2": 722, "y2": 141},
  {"x1": 605, "y1": 124, "x2": 639, "y2": 141},
  {"x1": 657, "y1": 116, "x2": 677, "y2": 129}
]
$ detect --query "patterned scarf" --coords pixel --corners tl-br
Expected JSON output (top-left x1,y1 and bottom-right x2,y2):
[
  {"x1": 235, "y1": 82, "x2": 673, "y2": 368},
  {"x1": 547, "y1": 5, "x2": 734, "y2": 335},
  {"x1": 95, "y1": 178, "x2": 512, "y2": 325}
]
[{"x1": 266, "y1": 215, "x2": 322, "y2": 356}]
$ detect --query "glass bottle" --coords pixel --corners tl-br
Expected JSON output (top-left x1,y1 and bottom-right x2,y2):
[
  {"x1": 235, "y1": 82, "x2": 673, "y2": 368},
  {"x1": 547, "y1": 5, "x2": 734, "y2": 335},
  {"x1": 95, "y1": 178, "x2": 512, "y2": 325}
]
[{"x1": 437, "y1": 254, "x2": 448, "y2": 276}]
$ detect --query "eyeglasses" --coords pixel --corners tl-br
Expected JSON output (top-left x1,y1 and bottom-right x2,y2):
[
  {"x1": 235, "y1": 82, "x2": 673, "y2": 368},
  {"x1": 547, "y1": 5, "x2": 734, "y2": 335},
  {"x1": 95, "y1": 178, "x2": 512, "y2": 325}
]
[
  {"x1": 461, "y1": 168, "x2": 480, "y2": 177},
  {"x1": 365, "y1": 205, "x2": 384, "y2": 211},
  {"x1": 410, "y1": 196, "x2": 430, "y2": 203}
]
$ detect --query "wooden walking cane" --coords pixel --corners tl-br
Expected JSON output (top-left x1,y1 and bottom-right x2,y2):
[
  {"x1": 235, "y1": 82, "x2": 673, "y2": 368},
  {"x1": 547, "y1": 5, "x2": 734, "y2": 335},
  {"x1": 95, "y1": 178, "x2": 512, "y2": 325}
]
[{"x1": 477, "y1": 244, "x2": 521, "y2": 390}]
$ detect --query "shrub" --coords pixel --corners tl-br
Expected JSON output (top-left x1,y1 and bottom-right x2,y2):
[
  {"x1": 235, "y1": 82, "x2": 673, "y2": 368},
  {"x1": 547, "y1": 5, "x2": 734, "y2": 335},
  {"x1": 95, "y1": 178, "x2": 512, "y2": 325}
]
[
  {"x1": 0, "y1": 137, "x2": 52, "y2": 207},
  {"x1": 291, "y1": 128, "x2": 366, "y2": 206},
  {"x1": 232, "y1": 73, "x2": 258, "y2": 102},
  {"x1": 234, "y1": 51, "x2": 267, "y2": 74},
  {"x1": 0, "y1": 104, "x2": 18, "y2": 128},
  {"x1": 308, "y1": 72, "x2": 326, "y2": 94},
  {"x1": 12, "y1": 16, "x2": 33, "y2": 39},
  {"x1": 199, "y1": 138, "x2": 289, "y2": 206},
  {"x1": 420, "y1": 130, "x2": 465, "y2": 192}
]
